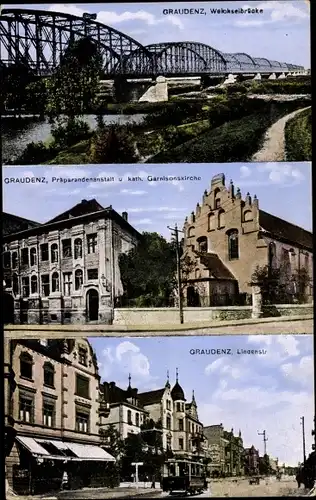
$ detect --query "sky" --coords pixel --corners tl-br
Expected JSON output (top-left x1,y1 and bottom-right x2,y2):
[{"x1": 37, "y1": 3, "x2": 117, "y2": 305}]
[
  {"x1": 88, "y1": 334, "x2": 314, "y2": 467},
  {"x1": 2, "y1": 162, "x2": 312, "y2": 239},
  {"x1": 4, "y1": 1, "x2": 311, "y2": 67}
]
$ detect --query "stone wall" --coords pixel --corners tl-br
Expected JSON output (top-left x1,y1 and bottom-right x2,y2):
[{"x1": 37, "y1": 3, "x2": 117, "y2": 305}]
[{"x1": 113, "y1": 304, "x2": 313, "y2": 326}]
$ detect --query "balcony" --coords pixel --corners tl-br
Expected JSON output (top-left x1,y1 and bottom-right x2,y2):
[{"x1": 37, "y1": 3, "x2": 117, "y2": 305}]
[{"x1": 98, "y1": 401, "x2": 110, "y2": 417}]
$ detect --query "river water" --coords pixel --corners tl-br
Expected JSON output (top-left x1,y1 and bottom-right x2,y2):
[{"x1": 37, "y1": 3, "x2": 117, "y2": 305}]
[{"x1": 1, "y1": 113, "x2": 146, "y2": 165}]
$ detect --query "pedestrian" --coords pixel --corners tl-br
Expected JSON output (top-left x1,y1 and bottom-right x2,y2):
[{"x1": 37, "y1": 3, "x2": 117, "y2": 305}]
[
  {"x1": 296, "y1": 470, "x2": 301, "y2": 488},
  {"x1": 151, "y1": 474, "x2": 156, "y2": 489}
]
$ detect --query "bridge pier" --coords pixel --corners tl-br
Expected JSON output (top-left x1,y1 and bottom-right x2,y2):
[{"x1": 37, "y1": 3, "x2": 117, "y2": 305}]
[
  {"x1": 268, "y1": 73, "x2": 277, "y2": 80},
  {"x1": 253, "y1": 73, "x2": 262, "y2": 80},
  {"x1": 222, "y1": 73, "x2": 237, "y2": 85},
  {"x1": 278, "y1": 72, "x2": 286, "y2": 79},
  {"x1": 138, "y1": 76, "x2": 168, "y2": 103}
]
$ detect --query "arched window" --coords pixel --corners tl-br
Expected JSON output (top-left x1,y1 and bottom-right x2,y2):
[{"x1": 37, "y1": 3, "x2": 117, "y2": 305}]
[
  {"x1": 268, "y1": 242, "x2": 277, "y2": 269},
  {"x1": 43, "y1": 362, "x2": 55, "y2": 387},
  {"x1": 30, "y1": 247, "x2": 37, "y2": 266},
  {"x1": 31, "y1": 275, "x2": 38, "y2": 294},
  {"x1": 127, "y1": 410, "x2": 132, "y2": 424},
  {"x1": 51, "y1": 244, "x2": 58, "y2": 263},
  {"x1": 74, "y1": 239, "x2": 83, "y2": 259},
  {"x1": 218, "y1": 210, "x2": 225, "y2": 228},
  {"x1": 208, "y1": 213, "x2": 216, "y2": 231},
  {"x1": 135, "y1": 413, "x2": 140, "y2": 427},
  {"x1": 13, "y1": 273, "x2": 19, "y2": 295},
  {"x1": 305, "y1": 253, "x2": 309, "y2": 270},
  {"x1": 52, "y1": 272, "x2": 59, "y2": 293},
  {"x1": 187, "y1": 227, "x2": 195, "y2": 238},
  {"x1": 197, "y1": 236, "x2": 207, "y2": 253},
  {"x1": 244, "y1": 210, "x2": 253, "y2": 222},
  {"x1": 75, "y1": 269, "x2": 83, "y2": 291},
  {"x1": 195, "y1": 268, "x2": 200, "y2": 279},
  {"x1": 12, "y1": 252, "x2": 18, "y2": 269},
  {"x1": 20, "y1": 352, "x2": 33, "y2": 379},
  {"x1": 166, "y1": 415, "x2": 171, "y2": 430},
  {"x1": 282, "y1": 249, "x2": 291, "y2": 276},
  {"x1": 227, "y1": 230, "x2": 239, "y2": 260}
]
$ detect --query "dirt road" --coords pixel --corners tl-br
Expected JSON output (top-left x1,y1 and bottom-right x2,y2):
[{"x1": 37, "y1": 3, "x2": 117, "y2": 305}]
[
  {"x1": 252, "y1": 106, "x2": 311, "y2": 162},
  {"x1": 209, "y1": 477, "x2": 309, "y2": 497}
]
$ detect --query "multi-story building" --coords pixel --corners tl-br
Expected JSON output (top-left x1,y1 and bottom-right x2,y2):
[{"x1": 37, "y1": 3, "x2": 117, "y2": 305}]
[
  {"x1": 4, "y1": 338, "x2": 115, "y2": 495},
  {"x1": 243, "y1": 445, "x2": 260, "y2": 475},
  {"x1": 182, "y1": 173, "x2": 313, "y2": 306},
  {"x1": 100, "y1": 378, "x2": 149, "y2": 440},
  {"x1": 2, "y1": 199, "x2": 140, "y2": 325},
  {"x1": 203, "y1": 424, "x2": 229, "y2": 475},
  {"x1": 222, "y1": 428, "x2": 245, "y2": 476}
]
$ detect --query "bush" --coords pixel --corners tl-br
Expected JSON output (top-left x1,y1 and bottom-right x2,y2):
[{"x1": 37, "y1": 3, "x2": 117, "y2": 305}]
[
  {"x1": 284, "y1": 107, "x2": 312, "y2": 161},
  {"x1": 51, "y1": 117, "x2": 91, "y2": 148},
  {"x1": 14, "y1": 141, "x2": 56, "y2": 165},
  {"x1": 250, "y1": 78, "x2": 311, "y2": 95},
  {"x1": 90, "y1": 124, "x2": 137, "y2": 163},
  {"x1": 143, "y1": 100, "x2": 205, "y2": 127}
]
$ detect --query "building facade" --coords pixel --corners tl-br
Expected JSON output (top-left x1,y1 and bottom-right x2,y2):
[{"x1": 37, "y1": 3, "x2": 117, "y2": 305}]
[
  {"x1": 4, "y1": 338, "x2": 114, "y2": 495},
  {"x1": 182, "y1": 173, "x2": 313, "y2": 306},
  {"x1": 243, "y1": 445, "x2": 260, "y2": 475},
  {"x1": 2, "y1": 199, "x2": 140, "y2": 325},
  {"x1": 203, "y1": 424, "x2": 229, "y2": 475}
]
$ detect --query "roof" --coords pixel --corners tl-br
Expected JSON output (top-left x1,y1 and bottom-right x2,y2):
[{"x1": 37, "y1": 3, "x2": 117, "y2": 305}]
[
  {"x1": 195, "y1": 252, "x2": 236, "y2": 280},
  {"x1": 47, "y1": 199, "x2": 105, "y2": 223},
  {"x1": 138, "y1": 388, "x2": 166, "y2": 405},
  {"x1": 259, "y1": 210, "x2": 313, "y2": 250},
  {"x1": 171, "y1": 381, "x2": 185, "y2": 401},
  {"x1": 2, "y1": 212, "x2": 40, "y2": 236}
]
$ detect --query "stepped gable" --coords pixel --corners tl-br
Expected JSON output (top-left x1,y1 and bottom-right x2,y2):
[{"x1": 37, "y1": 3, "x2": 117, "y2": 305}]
[{"x1": 259, "y1": 210, "x2": 313, "y2": 250}]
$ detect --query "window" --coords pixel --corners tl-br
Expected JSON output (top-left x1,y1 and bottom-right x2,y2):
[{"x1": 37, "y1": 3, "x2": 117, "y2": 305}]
[
  {"x1": 51, "y1": 272, "x2": 59, "y2": 293},
  {"x1": 305, "y1": 254, "x2": 309, "y2": 270},
  {"x1": 179, "y1": 419, "x2": 184, "y2": 431},
  {"x1": 197, "y1": 236, "x2": 207, "y2": 253},
  {"x1": 87, "y1": 234, "x2": 97, "y2": 254},
  {"x1": 166, "y1": 416, "x2": 171, "y2": 430},
  {"x1": 3, "y1": 251, "x2": 11, "y2": 269},
  {"x1": 244, "y1": 210, "x2": 253, "y2": 222},
  {"x1": 166, "y1": 400, "x2": 171, "y2": 410},
  {"x1": 195, "y1": 269, "x2": 200, "y2": 279},
  {"x1": 43, "y1": 362, "x2": 54, "y2": 387},
  {"x1": 215, "y1": 198, "x2": 220, "y2": 209},
  {"x1": 228, "y1": 230, "x2": 239, "y2": 260},
  {"x1": 62, "y1": 239, "x2": 72, "y2": 258},
  {"x1": 268, "y1": 242, "x2": 276, "y2": 269},
  {"x1": 179, "y1": 438, "x2": 184, "y2": 450},
  {"x1": 21, "y1": 277, "x2": 30, "y2": 298},
  {"x1": 13, "y1": 274, "x2": 19, "y2": 295},
  {"x1": 76, "y1": 410, "x2": 90, "y2": 433},
  {"x1": 20, "y1": 352, "x2": 33, "y2": 379},
  {"x1": 74, "y1": 238, "x2": 82, "y2": 259},
  {"x1": 30, "y1": 247, "x2": 37, "y2": 266},
  {"x1": 76, "y1": 374, "x2": 90, "y2": 399},
  {"x1": 136, "y1": 413, "x2": 140, "y2": 427},
  {"x1": 41, "y1": 274, "x2": 50, "y2": 296},
  {"x1": 187, "y1": 227, "x2": 195, "y2": 238},
  {"x1": 75, "y1": 269, "x2": 83, "y2": 290},
  {"x1": 78, "y1": 347, "x2": 87, "y2": 366},
  {"x1": 127, "y1": 410, "x2": 132, "y2": 424},
  {"x1": 31, "y1": 275, "x2": 38, "y2": 294},
  {"x1": 5, "y1": 277, "x2": 12, "y2": 289},
  {"x1": 177, "y1": 402, "x2": 181, "y2": 412},
  {"x1": 21, "y1": 248, "x2": 29, "y2": 266},
  {"x1": 188, "y1": 422, "x2": 191, "y2": 433},
  {"x1": 218, "y1": 210, "x2": 225, "y2": 228},
  {"x1": 19, "y1": 394, "x2": 34, "y2": 423},
  {"x1": 43, "y1": 400, "x2": 55, "y2": 427},
  {"x1": 12, "y1": 252, "x2": 18, "y2": 269},
  {"x1": 87, "y1": 269, "x2": 98, "y2": 280},
  {"x1": 51, "y1": 244, "x2": 58, "y2": 263},
  {"x1": 208, "y1": 213, "x2": 216, "y2": 231},
  {"x1": 63, "y1": 272, "x2": 72, "y2": 296},
  {"x1": 40, "y1": 243, "x2": 49, "y2": 261}
]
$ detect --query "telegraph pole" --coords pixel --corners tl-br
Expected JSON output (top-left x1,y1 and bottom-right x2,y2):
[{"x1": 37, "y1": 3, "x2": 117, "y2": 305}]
[
  {"x1": 168, "y1": 224, "x2": 184, "y2": 324},
  {"x1": 258, "y1": 430, "x2": 268, "y2": 456},
  {"x1": 301, "y1": 416, "x2": 306, "y2": 464}
]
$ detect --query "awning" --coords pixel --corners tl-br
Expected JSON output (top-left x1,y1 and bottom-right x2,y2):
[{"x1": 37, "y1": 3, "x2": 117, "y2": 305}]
[{"x1": 16, "y1": 436, "x2": 116, "y2": 462}]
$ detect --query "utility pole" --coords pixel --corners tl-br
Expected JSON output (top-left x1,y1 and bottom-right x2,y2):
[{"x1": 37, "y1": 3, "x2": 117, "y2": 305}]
[
  {"x1": 168, "y1": 224, "x2": 184, "y2": 324},
  {"x1": 300, "y1": 416, "x2": 306, "y2": 464},
  {"x1": 258, "y1": 430, "x2": 268, "y2": 456}
]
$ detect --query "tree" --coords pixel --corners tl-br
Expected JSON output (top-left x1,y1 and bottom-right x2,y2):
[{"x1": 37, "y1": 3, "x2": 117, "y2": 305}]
[
  {"x1": 259, "y1": 454, "x2": 272, "y2": 476},
  {"x1": 46, "y1": 37, "x2": 103, "y2": 119},
  {"x1": 99, "y1": 423, "x2": 125, "y2": 459},
  {"x1": 90, "y1": 124, "x2": 137, "y2": 163},
  {"x1": 291, "y1": 267, "x2": 310, "y2": 303},
  {"x1": 118, "y1": 232, "x2": 177, "y2": 306},
  {"x1": 2, "y1": 62, "x2": 33, "y2": 115},
  {"x1": 251, "y1": 265, "x2": 287, "y2": 304}
]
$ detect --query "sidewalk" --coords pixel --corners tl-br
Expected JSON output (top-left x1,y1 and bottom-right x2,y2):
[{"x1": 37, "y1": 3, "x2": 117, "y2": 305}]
[
  {"x1": 7, "y1": 486, "x2": 163, "y2": 500},
  {"x1": 4, "y1": 314, "x2": 313, "y2": 336}
]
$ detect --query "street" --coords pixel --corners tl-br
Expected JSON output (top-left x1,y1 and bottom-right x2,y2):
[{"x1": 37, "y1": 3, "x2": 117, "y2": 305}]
[{"x1": 208, "y1": 477, "x2": 310, "y2": 497}]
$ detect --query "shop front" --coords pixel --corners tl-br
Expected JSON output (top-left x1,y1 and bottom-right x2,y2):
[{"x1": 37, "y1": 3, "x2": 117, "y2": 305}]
[{"x1": 12, "y1": 436, "x2": 116, "y2": 495}]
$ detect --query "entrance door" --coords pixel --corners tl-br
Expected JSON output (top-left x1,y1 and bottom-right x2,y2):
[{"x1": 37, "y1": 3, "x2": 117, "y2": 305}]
[
  {"x1": 3, "y1": 293, "x2": 14, "y2": 324},
  {"x1": 87, "y1": 289, "x2": 99, "y2": 321},
  {"x1": 187, "y1": 287, "x2": 200, "y2": 307}
]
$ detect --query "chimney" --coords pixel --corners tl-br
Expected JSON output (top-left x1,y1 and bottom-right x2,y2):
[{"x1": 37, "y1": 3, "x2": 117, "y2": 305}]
[
  {"x1": 122, "y1": 211, "x2": 128, "y2": 221},
  {"x1": 81, "y1": 199, "x2": 88, "y2": 204}
]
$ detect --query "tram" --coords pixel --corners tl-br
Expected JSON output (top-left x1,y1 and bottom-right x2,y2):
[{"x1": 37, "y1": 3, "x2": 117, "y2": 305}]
[{"x1": 162, "y1": 459, "x2": 208, "y2": 495}]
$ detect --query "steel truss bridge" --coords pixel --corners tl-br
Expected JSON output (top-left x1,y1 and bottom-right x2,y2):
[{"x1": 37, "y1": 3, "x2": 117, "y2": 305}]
[{"x1": 0, "y1": 8, "x2": 304, "y2": 78}]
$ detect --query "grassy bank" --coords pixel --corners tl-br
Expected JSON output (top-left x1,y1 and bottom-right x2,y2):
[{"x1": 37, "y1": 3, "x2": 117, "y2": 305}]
[
  {"x1": 147, "y1": 101, "x2": 310, "y2": 163},
  {"x1": 284, "y1": 107, "x2": 312, "y2": 161}
]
